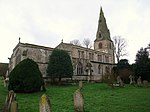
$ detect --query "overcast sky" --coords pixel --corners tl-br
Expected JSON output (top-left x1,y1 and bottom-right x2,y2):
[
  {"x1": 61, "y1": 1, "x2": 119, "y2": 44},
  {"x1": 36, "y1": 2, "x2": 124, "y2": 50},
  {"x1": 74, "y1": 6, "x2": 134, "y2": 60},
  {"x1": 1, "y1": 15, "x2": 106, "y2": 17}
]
[{"x1": 0, "y1": 0, "x2": 150, "y2": 63}]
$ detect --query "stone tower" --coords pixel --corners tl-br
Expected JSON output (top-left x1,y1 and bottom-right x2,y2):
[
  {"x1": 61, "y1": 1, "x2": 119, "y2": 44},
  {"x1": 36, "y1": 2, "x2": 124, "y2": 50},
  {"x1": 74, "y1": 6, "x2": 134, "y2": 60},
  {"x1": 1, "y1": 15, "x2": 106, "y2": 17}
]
[{"x1": 94, "y1": 7, "x2": 115, "y2": 63}]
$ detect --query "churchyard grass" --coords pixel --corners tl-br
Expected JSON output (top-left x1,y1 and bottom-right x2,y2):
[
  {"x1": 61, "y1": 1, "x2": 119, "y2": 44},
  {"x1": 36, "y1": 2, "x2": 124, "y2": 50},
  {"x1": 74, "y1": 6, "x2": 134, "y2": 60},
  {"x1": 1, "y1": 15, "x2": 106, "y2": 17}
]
[{"x1": 0, "y1": 77, "x2": 150, "y2": 112}]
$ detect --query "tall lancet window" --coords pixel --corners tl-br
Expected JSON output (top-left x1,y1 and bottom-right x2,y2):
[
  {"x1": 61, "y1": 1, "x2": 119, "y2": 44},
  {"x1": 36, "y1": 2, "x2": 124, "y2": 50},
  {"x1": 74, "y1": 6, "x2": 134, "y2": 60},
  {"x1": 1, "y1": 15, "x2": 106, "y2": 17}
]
[
  {"x1": 98, "y1": 64, "x2": 101, "y2": 74},
  {"x1": 77, "y1": 62, "x2": 83, "y2": 75}
]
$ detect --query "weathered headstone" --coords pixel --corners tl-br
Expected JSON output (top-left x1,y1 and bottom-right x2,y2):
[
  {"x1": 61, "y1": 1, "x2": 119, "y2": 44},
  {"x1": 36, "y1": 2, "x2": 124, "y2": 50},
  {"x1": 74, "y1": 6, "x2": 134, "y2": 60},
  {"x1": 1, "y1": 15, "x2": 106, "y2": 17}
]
[
  {"x1": 107, "y1": 74, "x2": 114, "y2": 89},
  {"x1": 79, "y1": 81, "x2": 83, "y2": 90},
  {"x1": 116, "y1": 76, "x2": 124, "y2": 87},
  {"x1": 10, "y1": 101, "x2": 18, "y2": 112},
  {"x1": 143, "y1": 80, "x2": 149, "y2": 88},
  {"x1": 129, "y1": 75, "x2": 136, "y2": 85},
  {"x1": 132, "y1": 75, "x2": 136, "y2": 85},
  {"x1": 137, "y1": 76, "x2": 142, "y2": 87},
  {"x1": 119, "y1": 78, "x2": 124, "y2": 87},
  {"x1": 3, "y1": 79, "x2": 6, "y2": 87},
  {"x1": 73, "y1": 89, "x2": 84, "y2": 112},
  {"x1": 116, "y1": 76, "x2": 120, "y2": 84},
  {"x1": 39, "y1": 94, "x2": 52, "y2": 112},
  {"x1": 3, "y1": 90, "x2": 17, "y2": 112}
]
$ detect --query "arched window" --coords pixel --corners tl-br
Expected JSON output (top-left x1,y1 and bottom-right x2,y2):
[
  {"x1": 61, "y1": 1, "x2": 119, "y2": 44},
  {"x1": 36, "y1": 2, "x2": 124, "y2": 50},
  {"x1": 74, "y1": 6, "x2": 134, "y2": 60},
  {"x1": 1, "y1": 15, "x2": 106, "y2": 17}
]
[
  {"x1": 99, "y1": 43, "x2": 102, "y2": 49},
  {"x1": 77, "y1": 62, "x2": 83, "y2": 75},
  {"x1": 97, "y1": 54, "x2": 102, "y2": 62},
  {"x1": 98, "y1": 64, "x2": 101, "y2": 74},
  {"x1": 105, "y1": 56, "x2": 109, "y2": 63}
]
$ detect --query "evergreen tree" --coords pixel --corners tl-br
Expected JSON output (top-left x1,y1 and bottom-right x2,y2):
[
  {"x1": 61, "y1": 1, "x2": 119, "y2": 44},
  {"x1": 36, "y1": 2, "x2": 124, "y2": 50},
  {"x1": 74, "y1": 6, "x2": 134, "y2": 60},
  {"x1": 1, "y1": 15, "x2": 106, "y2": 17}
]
[
  {"x1": 47, "y1": 49, "x2": 73, "y2": 83},
  {"x1": 117, "y1": 59, "x2": 130, "y2": 70},
  {"x1": 135, "y1": 48, "x2": 150, "y2": 81},
  {"x1": 8, "y1": 58, "x2": 45, "y2": 93},
  {"x1": 116, "y1": 59, "x2": 132, "y2": 83}
]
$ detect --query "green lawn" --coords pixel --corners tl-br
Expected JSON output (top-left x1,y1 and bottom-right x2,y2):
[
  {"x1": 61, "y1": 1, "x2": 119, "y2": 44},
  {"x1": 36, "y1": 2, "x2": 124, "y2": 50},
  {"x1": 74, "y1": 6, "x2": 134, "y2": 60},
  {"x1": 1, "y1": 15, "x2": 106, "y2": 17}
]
[{"x1": 0, "y1": 77, "x2": 150, "y2": 112}]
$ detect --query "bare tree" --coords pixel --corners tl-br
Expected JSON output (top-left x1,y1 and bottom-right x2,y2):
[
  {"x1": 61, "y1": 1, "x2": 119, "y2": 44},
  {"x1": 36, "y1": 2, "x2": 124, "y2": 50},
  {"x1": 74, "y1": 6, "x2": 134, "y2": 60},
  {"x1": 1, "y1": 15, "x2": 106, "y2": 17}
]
[
  {"x1": 113, "y1": 36, "x2": 127, "y2": 63},
  {"x1": 145, "y1": 43, "x2": 150, "y2": 54},
  {"x1": 70, "y1": 39, "x2": 81, "y2": 46},
  {"x1": 83, "y1": 38, "x2": 92, "y2": 48},
  {"x1": 147, "y1": 43, "x2": 150, "y2": 49}
]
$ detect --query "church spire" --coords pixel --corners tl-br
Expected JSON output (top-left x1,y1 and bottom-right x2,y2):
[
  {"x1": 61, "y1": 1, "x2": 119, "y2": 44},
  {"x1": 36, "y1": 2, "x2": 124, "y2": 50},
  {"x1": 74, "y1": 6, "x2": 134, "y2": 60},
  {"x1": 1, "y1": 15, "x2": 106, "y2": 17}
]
[{"x1": 95, "y1": 7, "x2": 111, "y2": 41}]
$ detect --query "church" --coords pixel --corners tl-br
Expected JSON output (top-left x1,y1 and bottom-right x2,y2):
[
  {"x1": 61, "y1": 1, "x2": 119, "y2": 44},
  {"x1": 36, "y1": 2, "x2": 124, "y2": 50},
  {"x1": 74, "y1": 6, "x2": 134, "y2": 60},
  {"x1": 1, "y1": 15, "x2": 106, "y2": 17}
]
[{"x1": 8, "y1": 8, "x2": 115, "y2": 82}]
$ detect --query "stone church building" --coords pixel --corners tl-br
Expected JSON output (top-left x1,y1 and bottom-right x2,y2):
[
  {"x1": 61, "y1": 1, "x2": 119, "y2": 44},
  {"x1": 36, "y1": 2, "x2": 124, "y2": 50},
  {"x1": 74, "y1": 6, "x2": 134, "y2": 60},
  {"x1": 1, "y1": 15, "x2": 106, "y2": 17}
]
[{"x1": 8, "y1": 8, "x2": 115, "y2": 82}]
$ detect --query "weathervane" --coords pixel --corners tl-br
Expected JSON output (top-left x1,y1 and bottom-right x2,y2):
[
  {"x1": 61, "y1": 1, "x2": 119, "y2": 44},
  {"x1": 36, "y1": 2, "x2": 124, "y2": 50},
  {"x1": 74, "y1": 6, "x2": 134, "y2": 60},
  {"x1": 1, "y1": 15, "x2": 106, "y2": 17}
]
[{"x1": 61, "y1": 39, "x2": 63, "y2": 43}]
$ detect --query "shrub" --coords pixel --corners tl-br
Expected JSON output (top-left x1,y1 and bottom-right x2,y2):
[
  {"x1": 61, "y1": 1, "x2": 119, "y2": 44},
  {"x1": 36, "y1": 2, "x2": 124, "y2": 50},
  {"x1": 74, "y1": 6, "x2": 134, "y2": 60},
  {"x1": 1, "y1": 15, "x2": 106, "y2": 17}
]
[{"x1": 8, "y1": 58, "x2": 44, "y2": 93}]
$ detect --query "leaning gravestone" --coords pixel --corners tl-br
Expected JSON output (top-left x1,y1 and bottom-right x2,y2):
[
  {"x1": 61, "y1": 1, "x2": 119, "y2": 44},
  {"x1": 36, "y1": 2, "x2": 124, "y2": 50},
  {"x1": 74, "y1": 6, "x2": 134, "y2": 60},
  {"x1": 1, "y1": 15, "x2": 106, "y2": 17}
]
[
  {"x1": 73, "y1": 89, "x2": 84, "y2": 112},
  {"x1": 39, "y1": 94, "x2": 52, "y2": 112},
  {"x1": 3, "y1": 90, "x2": 17, "y2": 112},
  {"x1": 143, "y1": 80, "x2": 149, "y2": 88}
]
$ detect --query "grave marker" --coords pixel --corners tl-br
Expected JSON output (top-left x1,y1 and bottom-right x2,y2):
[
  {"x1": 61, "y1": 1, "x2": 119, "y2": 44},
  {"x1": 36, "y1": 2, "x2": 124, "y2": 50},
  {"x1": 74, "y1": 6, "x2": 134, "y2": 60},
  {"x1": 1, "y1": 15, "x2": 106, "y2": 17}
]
[
  {"x1": 73, "y1": 89, "x2": 84, "y2": 112},
  {"x1": 39, "y1": 94, "x2": 52, "y2": 112}
]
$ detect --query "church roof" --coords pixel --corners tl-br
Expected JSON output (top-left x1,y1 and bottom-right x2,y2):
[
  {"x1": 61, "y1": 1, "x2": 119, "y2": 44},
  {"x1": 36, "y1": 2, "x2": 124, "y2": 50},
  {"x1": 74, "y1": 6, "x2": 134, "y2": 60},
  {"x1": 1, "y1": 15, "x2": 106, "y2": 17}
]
[
  {"x1": 13, "y1": 42, "x2": 54, "y2": 52},
  {"x1": 56, "y1": 42, "x2": 108, "y2": 54},
  {"x1": 95, "y1": 7, "x2": 111, "y2": 41}
]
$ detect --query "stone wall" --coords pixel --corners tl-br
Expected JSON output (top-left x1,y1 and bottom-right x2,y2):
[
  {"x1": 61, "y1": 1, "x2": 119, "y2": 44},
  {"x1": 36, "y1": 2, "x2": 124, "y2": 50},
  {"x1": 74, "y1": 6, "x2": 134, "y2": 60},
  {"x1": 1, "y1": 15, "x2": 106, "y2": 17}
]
[
  {"x1": 8, "y1": 42, "x2": 115, "y2": 81},
  {"x1": 9, "y1": 43, "x2": 53, "y2": 77}
]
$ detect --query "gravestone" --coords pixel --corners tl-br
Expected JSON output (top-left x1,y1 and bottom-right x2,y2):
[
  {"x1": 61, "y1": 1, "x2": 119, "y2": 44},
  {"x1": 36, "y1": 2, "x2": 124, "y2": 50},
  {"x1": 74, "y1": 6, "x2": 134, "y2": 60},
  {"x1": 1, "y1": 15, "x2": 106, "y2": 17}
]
[
  {"x1": 116, "y1": 76, "x2": 120, "y2": 84},
  {"x1": 129, "y1": 75, "x2": 136, "y2": 85},
  {"x1": 3, "y1": 90, "x2": 17, "y2": 112},
  {"x1": 116, "y1": 76, "x2": 124, "y2": 87},
  {"x1": 39, "y1": 94, "x2": 52, "y2": 112},
  {"x1": 5, "y1": 77, "x2": 9, "y2": 87},
  {"x1": 119, "y1": 78, "x2": 124, "y2": 87},
  {"x1": 3, "y1": 79, "x2": 6, "y2": 87},
  {"x1": 107, "y1": 75, "x2": 114, "y2": 89},
  {"x1": 10, "y1": 101, "x2": 18, "y2": 112},
  {"x1": 137, "y1": 76, "x2": 142, "y2": 87},
  {"x1": 132, "y1": 75, "x2": 136, "y2": 85},
  {"x1": 129, "y1": 75, "x2": 133, "y2": 84},
  {"x1": 79, "y1": 81, "x2": 83, "y2": 90},
  {"x1": 73, "y1": 89, "x2": 84, "y2": 112},
  {"x1": 143, "y1": 80, "x2": 149, "y2": 88}
]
